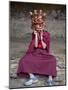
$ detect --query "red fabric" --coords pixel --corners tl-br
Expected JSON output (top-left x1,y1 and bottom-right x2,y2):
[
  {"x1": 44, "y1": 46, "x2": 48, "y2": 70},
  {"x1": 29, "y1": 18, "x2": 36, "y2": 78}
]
[
  {"x1": 26, "y1": 31, "x2": 50, "y2": 53},
  {"x1": 38, "y1": 41, "x2": 43, "y2": 48},
  {"x1": 17, "y1": 31, "x2": 57, "y2": 77}
]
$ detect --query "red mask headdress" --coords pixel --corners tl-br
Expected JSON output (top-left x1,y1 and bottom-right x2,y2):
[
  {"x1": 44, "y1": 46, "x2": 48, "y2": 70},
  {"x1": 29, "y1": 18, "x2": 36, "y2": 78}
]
[{"x1": 29, "y1": 9, "x2": 46, "y2": 30}]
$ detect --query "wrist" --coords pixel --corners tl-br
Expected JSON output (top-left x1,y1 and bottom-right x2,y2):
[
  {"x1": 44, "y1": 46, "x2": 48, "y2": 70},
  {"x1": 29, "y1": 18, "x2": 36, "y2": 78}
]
[{"x1": 42, "y1": 41, "x2": 46, "y2": 48}]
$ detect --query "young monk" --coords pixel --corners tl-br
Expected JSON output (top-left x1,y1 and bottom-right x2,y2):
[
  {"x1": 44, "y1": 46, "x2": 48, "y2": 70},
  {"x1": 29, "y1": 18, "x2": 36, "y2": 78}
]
[{"x1": 17, "y1": 9, "x2": 57, "y2": 86}]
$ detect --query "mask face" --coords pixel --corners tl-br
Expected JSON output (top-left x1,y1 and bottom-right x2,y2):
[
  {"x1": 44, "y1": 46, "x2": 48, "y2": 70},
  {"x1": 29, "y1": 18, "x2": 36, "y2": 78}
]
[
  {"x1": 31, "y1": 15, "x2": 45, "y2": 32},
  {"x1": 34, "y1": 23, "x2": 44, "y2": 31}
]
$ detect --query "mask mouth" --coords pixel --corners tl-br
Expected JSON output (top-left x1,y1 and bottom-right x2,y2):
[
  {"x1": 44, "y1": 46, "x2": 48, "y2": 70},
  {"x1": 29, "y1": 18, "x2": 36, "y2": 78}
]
[
  {"x1": 35, "y1": 25, "x2": 44, "y2": 31},
  {"x1": 35, "y1": 28, "x2": 43, "y2": 31}
]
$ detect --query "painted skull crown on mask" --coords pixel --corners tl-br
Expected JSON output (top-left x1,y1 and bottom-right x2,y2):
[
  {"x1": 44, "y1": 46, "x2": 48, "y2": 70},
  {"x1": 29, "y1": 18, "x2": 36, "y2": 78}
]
[{"x1": 30, "y1": 10, "x2": 46, "y2": 31}]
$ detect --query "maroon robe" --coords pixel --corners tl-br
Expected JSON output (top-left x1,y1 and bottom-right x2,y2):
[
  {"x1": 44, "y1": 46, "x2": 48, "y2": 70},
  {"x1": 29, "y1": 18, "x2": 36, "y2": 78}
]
[{"x1": 17, "y1": 31, "x2": 57, "y2": 77}]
